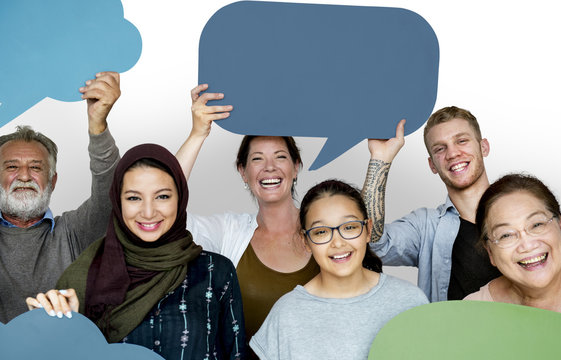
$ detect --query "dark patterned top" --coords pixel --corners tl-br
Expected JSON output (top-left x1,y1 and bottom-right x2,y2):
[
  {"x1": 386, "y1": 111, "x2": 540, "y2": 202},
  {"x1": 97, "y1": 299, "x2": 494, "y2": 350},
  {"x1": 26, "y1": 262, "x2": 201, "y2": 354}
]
[{"x1": 122, "y1": 251, "x2": 246, "y2": 360}]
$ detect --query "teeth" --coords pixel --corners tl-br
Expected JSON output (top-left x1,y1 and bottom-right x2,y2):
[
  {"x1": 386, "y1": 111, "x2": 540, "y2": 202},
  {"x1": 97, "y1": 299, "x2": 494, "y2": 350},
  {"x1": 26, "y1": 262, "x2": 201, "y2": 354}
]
[
  {"x1": 260, "y1": 178, "x2": 281, "y2": 187},
  {"x1": 141, "y1": 222, "x2": 158, "y2": 229},
  {"x1": 450, "y1": 162, "x2": 468, "y2": 172},
  {"x1": 332, "y1": 252, "x2": 351, "y2": 260},
  {"x1": 519, "y1": 254, "x2": 547, "y2": 265}
]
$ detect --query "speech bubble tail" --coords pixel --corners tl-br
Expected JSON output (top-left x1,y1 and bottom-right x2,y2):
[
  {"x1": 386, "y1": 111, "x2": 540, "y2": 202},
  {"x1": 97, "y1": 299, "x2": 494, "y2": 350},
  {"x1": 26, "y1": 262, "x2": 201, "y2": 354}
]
[{"x1": 308, "y1": 137, "x2": 362, "y2": 171}]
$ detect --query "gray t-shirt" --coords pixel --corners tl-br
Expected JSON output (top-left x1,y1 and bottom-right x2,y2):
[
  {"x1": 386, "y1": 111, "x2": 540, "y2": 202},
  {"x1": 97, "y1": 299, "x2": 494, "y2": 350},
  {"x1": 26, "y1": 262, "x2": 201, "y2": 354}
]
[{"x1": 250, "y1": 273, "x2": 428, "y2": 360}]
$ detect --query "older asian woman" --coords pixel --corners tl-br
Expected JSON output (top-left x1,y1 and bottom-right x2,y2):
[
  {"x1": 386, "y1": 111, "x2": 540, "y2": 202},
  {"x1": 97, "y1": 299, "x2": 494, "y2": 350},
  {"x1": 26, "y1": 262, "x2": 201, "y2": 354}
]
[
  {"x1": 464, "y1": 173, "x2": 561, "y2": 312},
  {"x1": 27, "y1": 144, "x2": 246, "y2": 359}
]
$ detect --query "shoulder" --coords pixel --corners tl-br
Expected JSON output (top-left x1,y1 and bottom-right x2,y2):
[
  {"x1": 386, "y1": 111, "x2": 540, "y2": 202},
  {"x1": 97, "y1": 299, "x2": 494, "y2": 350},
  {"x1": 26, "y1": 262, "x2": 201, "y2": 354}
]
[{"x1": 378, "y1": 274, "x2": 429, "y2": 304}]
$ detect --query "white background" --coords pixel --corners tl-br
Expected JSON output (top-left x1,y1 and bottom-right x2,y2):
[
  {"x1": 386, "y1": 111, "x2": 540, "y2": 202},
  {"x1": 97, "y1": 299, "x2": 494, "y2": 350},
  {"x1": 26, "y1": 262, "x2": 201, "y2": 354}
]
[{"x1": 5, "y1": 0, "x2": 561, "y2": 284}]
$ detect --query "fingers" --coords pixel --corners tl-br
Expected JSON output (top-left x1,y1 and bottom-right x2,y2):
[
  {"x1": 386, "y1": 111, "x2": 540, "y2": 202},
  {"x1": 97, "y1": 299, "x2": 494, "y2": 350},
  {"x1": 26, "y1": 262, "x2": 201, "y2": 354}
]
[
  {"x1": 395, "y1": 118, "x2": 406, "y2": 139},
  {"x1": 25, "y1": 296, "x2": 43, "y2": 310},
  {"x1": 79, "y1": 72, "x2": 121, "y2": 103},
  {"x1": 28, "y1": 289, "x2": 76, "y2": 319},
  {"x1": 191, "y1": 84, "x2": 209, "y2": 102}
]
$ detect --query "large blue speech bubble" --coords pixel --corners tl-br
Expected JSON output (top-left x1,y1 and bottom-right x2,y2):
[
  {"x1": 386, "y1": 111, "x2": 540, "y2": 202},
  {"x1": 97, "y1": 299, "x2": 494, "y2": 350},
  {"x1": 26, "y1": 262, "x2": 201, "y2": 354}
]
[
  {"x1": 199, "y1": 1, "x2": 439, "y2": 170},
  {"x1": 0, "y1": 0, "x2": 142, "y2": 128},
  {"x1": 369, "y1": 301, "x2": 561, "y2": 359},
  {"x1": 0, "y1": 310, "x2": 163, "y2": 359}
]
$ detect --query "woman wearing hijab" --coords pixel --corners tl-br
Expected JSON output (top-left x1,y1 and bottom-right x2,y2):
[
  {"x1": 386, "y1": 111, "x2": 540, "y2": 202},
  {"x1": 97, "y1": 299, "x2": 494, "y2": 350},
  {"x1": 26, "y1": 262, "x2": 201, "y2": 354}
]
[{"x1": 27, "y1": 144, "x2": 246, "y2": 360}]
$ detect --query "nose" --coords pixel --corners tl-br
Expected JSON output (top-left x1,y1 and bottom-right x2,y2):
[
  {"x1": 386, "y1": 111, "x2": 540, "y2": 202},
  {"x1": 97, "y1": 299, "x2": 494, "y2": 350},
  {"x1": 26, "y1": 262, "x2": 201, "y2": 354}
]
[
  {"x1": 516, "y1": 230, "x2": 540, "y2": 252},
  {"x1": 264, "y1": 157, "x2": 275, "y2": 171},
  {"x1": 141, "y1": 199, "x2": 155, "y2": 219},
  {"x1": 330, "y1": 230, "x2": 346, "y2": 248},
  {"x1": 445, "y1": 144, "x2": 461, "y2": 160},
  {"x1": 17, "y1": 166, "x2": 32, "y2": 182}
]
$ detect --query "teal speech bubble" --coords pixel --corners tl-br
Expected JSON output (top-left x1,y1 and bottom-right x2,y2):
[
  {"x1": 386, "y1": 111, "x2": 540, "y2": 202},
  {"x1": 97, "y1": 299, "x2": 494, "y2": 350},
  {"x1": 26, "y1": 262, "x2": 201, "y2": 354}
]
[
  {"x1": 199, "y1": 1, "x2": 439, "y2": 170},
  {"x1": 0, "y1": 0, "x2": 142, "y2": 128},
  {"x1": 369, "y1": 301, "x2": 561, "y2": 359},
  {"x1": 0, "y1": 309, "x2": 163, "y2": 359}
]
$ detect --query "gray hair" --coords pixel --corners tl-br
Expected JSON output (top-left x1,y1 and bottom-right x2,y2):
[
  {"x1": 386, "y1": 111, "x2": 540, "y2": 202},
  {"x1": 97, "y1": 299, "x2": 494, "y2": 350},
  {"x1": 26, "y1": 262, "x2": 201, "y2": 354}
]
[{"x1": 0, "y1": 126, "x2": 58, "y2": 178}]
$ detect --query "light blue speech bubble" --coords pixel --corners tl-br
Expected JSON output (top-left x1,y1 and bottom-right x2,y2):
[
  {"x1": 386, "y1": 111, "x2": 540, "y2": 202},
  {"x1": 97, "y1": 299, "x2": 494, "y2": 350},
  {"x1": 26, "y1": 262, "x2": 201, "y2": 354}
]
[
  {"x1": 199, "y1": 1, "x2": 439, "y2": 170},
  {"x1": 369, "y1": 301, "x2": 561, "y2": 359},
  {"x1": 0, "y1": 0, "x2": 141, "y2": 128},
  {"x1": 0, "y1": 309, "x2": 163, "y2": 359}
]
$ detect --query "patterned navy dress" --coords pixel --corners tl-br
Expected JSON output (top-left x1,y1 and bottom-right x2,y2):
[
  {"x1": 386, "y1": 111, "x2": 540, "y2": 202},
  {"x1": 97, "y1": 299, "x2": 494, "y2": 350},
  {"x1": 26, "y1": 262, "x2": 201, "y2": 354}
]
[{"x1": 122, "y1": 251, "x2": 246, "y2": 360}]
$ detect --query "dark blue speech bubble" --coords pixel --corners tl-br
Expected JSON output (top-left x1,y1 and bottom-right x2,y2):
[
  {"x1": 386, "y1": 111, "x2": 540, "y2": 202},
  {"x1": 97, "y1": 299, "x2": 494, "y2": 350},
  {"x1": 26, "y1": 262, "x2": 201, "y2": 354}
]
[
  {"x1": 0, "y1": 310, "x2": 163, "y2": 359},
  {"x1": 199, "y1": 1, "x2": 439, "y2": 170},
  {"x1": 0, "y1": 0, "x2": 142, "y2": 128}
]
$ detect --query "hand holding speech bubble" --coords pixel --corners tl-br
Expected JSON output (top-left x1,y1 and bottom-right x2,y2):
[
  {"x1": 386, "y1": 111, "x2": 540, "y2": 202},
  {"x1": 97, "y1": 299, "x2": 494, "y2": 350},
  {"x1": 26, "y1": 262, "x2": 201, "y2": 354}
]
[
  {"x1": 369, "y1": 301, "x2": 561, "y2": 359},
  {"x1": 199, "y1": 1, "x2": 439, "y2": 170},
  {"x1": 0, "y1": 309, "x2": 163, "y2": 359},
  {"x1": 0, "y1": 0, "x2": 141, "y2": 128}
]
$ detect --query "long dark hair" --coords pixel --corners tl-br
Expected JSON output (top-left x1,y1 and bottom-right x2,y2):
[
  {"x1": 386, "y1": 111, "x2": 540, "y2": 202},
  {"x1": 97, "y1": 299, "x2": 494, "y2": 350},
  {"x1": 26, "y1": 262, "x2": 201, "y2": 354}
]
[{"x1": 299, "y1": 179, "x2": 383, "y2": 273}]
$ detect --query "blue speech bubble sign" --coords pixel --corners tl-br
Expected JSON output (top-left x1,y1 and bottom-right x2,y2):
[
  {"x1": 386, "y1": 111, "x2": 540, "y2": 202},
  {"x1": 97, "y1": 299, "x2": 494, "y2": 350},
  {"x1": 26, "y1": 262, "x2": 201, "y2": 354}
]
[
  {"x1": 199, "y1": 1, "x2": 439, "y2": 170},
  {"x1": 0, "y1": 310, "x2": 163, "y2": 359},
  {"x1": 0, "y1": 0, "x2": 142, "y2": 128},
  {"x1": 369, "y1": 301, "x2": 561, "y2": 359}
]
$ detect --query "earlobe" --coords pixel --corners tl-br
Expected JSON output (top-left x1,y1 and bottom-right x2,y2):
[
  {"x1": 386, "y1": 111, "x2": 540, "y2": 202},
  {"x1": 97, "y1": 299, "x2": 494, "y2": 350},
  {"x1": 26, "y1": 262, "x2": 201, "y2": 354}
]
[
  {"x1": 237, "y1": 165, "x2": 247, "y2": 183},
  {"x1": 302, "y1": 232, "x2": 313, "y2": 253},
  {"x1": 480, "y1": 138, "x2": 490, "y2": 157},
  {"x1": 365, "y1": 219, "x2": 373, "y2": 244},
  {"x1": 428, "y1": 157, "x2": 438, "y2": 174},
  {"x1": 50, "y1": 173, "x2": 58, "y2": 190}
]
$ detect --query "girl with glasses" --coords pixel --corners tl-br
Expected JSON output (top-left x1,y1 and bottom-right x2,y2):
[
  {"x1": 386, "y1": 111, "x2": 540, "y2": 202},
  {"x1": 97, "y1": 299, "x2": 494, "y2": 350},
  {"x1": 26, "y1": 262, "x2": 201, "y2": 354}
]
[
  {"x1": 250, "y1": 179, "x2": 427, "y2": 359},
  {"x1": 464, "y1": 173, "x2": 561, "y2": 312}
]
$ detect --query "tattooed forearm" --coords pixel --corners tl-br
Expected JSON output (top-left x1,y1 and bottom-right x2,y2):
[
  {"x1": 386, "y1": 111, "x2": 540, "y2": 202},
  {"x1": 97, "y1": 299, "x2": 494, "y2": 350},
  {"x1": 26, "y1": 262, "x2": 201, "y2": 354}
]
[{"x1": 361, "y1": 158, "x2": 391, "y2": 242}]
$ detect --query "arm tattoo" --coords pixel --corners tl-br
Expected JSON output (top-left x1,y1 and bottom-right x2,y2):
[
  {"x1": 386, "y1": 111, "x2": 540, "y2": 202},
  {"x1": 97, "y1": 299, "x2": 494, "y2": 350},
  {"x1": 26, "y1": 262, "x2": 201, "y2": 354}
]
[{"x1": 361, "y1": 159, "x2": 391, "y2": 242}]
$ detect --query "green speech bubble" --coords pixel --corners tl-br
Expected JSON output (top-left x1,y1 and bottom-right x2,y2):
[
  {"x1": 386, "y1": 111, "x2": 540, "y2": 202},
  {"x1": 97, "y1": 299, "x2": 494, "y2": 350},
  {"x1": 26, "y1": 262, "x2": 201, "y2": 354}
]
[{"x1": 369, "y1": 300, "x2": 561, "y2": 359}]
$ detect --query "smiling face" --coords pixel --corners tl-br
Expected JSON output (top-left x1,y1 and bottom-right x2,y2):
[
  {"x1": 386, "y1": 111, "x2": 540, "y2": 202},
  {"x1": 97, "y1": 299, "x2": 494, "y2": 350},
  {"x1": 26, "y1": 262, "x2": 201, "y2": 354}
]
[
  {"x1": 121, "y1": 166, "x2": 178, "y2": 242},
  {"x1": 484, "y1": 191, "x2": 561, "y2": 293},
  {"x1": 0, "y1": 140, "x2": 57, "y2": 222},
  {"x1": 238, "y1": 136, "x2": 299, "y2": 205},
  {"x1": 303, "y1": 194, "x2": 371, "y2": 280},
  {"x1": 426, "y1": 118, "x2": 489, "y2": 192}
]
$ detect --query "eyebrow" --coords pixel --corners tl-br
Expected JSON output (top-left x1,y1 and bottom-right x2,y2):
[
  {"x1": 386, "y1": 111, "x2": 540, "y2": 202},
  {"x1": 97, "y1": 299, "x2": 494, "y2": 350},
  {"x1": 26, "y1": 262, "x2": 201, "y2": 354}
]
[
  {"x1": 309, "y1": 214, "x2": 359, "y2": 228},
  {"x1": 490, "y1": 210, "x2": 548, "y2": 230},
  {"x1": 122, "y1": 188, "x2": 174, "y2": 195},
  {"x1": 430, "y1": 132, "x2": 473, "y2": 148},
  {"x1": 249, "y1": 149, "x2": 289, "y2": 157},
  {"x1": 3, "y1": 159, "x2": 44, "y2": 165}
]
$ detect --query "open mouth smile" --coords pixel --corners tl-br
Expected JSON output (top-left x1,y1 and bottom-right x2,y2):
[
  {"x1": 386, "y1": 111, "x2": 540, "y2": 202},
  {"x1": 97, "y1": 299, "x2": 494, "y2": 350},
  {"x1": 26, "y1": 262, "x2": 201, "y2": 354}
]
[
  {"x1": 329, "y1": 252, "x2": 352, "y2": 262},
  {"x1": 136, "y1": 221, "x2": 162, "y2": 231},
  {"x1": 259, "y1": 178, "x2": 282, "y2": 188},
  {"x1": 450, "y1": 162, "x2": 468, "y2": 173},
  {"x1": 518, "y1": 253, "x2": 548, "y2": 269}
]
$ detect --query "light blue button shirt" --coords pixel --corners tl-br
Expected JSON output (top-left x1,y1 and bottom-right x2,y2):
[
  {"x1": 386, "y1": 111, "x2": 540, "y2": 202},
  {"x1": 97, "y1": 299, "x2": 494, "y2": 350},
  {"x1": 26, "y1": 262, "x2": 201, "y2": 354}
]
[
  {"x1": 371, "y1": 197, "x2": 461, "y2": 302},
  {"x1": 0, "y1": 208, "x2": 55, "y2": 232}
]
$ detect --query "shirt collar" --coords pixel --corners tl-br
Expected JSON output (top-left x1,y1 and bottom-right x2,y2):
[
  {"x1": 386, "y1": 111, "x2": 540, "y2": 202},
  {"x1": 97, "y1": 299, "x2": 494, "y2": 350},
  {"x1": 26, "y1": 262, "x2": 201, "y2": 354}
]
[
  {"x1": 438, "y1": 196, "x2": 459, "y2": 218},
  {"x1": 0, "y1": 208, "x2": 55, "y2": 232}
]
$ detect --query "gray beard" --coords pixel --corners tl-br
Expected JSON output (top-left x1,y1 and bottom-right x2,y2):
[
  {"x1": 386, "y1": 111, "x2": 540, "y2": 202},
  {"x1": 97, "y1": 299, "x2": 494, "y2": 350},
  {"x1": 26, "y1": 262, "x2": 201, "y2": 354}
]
[{"x1": 0, "y1": 182, "x2": 53, "y2": 222}]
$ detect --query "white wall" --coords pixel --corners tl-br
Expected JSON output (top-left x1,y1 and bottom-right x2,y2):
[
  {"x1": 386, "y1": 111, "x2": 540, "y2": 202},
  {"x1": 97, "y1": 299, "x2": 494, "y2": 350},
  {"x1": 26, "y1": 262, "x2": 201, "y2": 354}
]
[{"x1": 6, "y1": 0, "x2": 561, "y2": 284}]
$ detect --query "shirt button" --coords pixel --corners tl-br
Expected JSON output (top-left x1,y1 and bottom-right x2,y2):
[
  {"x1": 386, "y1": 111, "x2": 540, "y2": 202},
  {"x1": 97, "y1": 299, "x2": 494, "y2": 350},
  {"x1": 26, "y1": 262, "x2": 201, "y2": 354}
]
[{"x1": 155, "y1": 340, "x2": 160, "y2": 346}]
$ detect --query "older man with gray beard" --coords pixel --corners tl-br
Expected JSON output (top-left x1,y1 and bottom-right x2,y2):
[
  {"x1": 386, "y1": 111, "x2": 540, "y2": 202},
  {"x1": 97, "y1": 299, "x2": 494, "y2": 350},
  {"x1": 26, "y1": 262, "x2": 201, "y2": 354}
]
[{"x1": 0, "y1": 72, "x2": 121, "y2": 323}]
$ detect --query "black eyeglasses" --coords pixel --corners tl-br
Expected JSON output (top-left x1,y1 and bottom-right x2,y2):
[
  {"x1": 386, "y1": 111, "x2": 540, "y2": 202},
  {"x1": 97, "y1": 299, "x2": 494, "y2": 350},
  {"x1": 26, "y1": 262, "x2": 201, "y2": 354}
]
[{"x1": 304, "y1": 220, "x2": 368, "y2": 244}]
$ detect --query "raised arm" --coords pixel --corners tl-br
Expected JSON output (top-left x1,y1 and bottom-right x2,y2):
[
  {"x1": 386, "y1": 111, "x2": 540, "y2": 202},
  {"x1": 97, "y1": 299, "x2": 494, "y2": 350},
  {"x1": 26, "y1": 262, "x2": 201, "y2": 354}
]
[
  {"x1": 175, "y1": 84, "x2": 233, "y2": 180},
  {"x1": 79, "y1": 71, "x2": 121, "y2": 135},
  {"x1": 362, "y1": 119, "x2": 405, "y2": 242}
]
